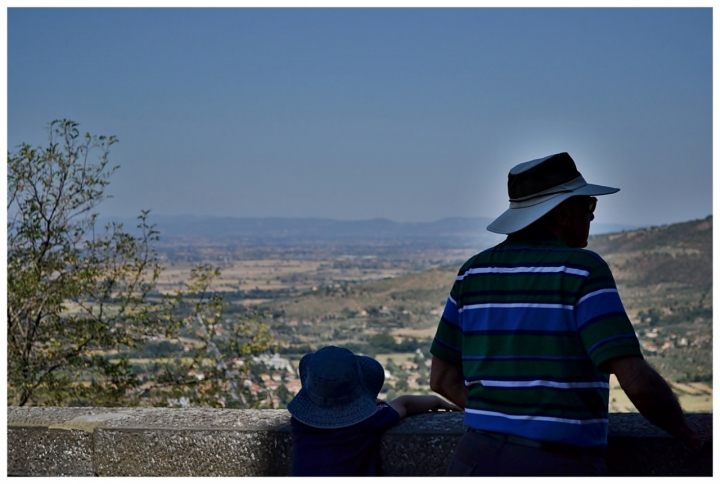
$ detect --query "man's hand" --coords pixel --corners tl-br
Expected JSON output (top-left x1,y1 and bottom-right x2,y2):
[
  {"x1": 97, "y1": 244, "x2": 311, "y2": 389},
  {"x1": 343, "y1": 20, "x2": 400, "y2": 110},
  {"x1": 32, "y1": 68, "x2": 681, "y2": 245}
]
[
  {"x1": 608, "y1": 355, "x2": 711, "y2": 450},
  {"x1": 430, "y1": 356, "x2": 468, "y2": 410}
]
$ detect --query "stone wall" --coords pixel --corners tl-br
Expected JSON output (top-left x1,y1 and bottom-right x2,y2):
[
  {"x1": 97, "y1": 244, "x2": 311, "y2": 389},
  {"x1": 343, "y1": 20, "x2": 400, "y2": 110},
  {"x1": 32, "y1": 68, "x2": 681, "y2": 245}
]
[{"x1": 7, "y1": 407, "x2": 712, "y2": 476}]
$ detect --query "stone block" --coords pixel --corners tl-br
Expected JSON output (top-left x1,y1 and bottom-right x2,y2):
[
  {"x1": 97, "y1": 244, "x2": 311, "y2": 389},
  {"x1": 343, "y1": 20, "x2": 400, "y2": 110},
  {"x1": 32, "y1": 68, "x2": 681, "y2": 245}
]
[
  {"x1": 8, "y1": 426, "x2": 94, "y2": 477},
  {"x1": 7, "y1": 406, "x2": 132, "y2": 476},
  {"x1": 606, "y1": 412, "x2": 713, "y2": 476},
  {"x1": 6, "y1": 407, "x2": 713, "y2": 477},
  {"x1": 380, "y1": 411, "x2": 464, "y2": 476},
  {"x1": 92, "y1": 408, "x2": 292, "y2": 476}
]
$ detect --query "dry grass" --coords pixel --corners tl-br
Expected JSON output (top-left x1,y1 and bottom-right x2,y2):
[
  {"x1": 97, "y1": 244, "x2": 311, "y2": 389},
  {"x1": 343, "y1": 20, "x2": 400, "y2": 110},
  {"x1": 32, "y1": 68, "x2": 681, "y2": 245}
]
[
  {"x1": 609, "y1": 375, "x2": 711, "y2": 413},
  {"x1": 375, "y1": 352, "x2": 419, "y2": 365},
  {"x1": 156, "y1": 259, "x2": 407, "y2": 296},
  {"x1": 390, "y1": 327, "x2": 439, "y2": 338}
]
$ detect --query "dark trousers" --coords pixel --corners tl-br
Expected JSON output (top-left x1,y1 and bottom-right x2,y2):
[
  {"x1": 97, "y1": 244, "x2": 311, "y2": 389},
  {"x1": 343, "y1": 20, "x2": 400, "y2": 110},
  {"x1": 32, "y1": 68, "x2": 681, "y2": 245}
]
[{"x1": 447, "y1": 429, "x2": 610, "y2": 477}]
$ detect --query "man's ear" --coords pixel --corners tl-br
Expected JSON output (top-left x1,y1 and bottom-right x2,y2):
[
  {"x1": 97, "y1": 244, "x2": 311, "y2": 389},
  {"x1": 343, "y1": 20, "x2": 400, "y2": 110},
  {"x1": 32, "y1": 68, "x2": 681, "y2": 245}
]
[{"x1": 552, "y1": 200, "x2": 573, "y2": 227}]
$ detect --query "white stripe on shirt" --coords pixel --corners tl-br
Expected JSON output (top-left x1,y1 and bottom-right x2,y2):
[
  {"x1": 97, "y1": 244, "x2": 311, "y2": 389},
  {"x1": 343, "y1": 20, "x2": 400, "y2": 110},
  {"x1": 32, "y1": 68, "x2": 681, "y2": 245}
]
[
  {"x1": 577, "y1": 288, "x2": 619, "y2": 305},
  {"x1": 464, "y1": 408, "x2": 608, "y2": 425},
  {"x1": 458, "y1": 303, "x2": 574, "y2": 313},
  {"x1": 465, "y1": 379, "x2": 609, "y2": 389},
  {"x1": 457, "y1": 266, "x2": 589, "y2": 281}
]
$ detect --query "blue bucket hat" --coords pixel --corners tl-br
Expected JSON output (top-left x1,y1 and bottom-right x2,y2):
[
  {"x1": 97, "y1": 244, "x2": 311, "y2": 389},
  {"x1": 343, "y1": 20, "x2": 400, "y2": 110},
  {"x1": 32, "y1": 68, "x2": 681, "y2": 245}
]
[{"x1": 287, "y1": 346, "x2": 385, "y2": 429}]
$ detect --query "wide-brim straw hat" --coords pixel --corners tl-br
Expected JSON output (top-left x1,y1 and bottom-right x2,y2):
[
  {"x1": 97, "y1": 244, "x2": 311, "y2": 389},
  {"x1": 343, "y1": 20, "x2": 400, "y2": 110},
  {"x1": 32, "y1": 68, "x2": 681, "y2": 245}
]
[
  {"x1": 487, "y1": 152, "x2": 620, "y2": 235},
  {"x1": 287, "y1": 346, "x2": 385, "y2": 429}
]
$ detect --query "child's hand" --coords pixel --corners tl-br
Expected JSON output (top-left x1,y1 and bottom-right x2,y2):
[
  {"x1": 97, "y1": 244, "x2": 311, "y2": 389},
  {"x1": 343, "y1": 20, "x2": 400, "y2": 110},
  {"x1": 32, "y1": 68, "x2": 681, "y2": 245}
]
[
  {"x1": 389, "y1": 394, "x2": 463, "y2": 418},
  {"x1": 431, "y1": 397, "x2": 462, "y2": 412}
]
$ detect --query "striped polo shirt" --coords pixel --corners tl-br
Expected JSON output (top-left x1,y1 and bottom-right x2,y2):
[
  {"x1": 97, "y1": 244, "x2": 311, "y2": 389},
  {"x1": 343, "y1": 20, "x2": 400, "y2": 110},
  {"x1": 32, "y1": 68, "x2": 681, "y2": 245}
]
[{"x1": 430, "y1": 233, "x2": 642, "y2": 448}]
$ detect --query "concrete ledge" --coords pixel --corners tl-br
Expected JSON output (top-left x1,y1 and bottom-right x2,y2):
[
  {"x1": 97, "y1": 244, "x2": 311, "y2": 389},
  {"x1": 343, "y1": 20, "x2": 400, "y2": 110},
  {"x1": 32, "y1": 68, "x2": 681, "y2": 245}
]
[{"x1": 7, "y1": 407, "x2": 712, "y2": 476}]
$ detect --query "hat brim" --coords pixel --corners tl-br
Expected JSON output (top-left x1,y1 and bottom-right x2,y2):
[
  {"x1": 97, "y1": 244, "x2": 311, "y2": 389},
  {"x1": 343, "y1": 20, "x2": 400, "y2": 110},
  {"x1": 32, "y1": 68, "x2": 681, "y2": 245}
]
[
  {"x1": 287, "y1": 354, "x2": 385, "y2": 429},
  {"x1": 487, "y1": 183, "x2": 619, "y2": 235}
]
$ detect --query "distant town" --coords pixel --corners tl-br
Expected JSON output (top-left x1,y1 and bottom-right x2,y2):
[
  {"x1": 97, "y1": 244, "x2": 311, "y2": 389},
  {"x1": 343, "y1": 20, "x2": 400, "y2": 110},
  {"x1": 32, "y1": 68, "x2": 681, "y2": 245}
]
[{"x1": 130, "y1": 216, "x2": 712, "y2": 412}]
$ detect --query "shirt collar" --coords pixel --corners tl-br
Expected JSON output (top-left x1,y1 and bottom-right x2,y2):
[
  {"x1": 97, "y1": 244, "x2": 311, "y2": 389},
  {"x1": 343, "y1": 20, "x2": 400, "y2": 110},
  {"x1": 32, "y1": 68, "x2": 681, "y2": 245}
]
[{"x1": 501, "y1": 231, "x2": 569, "y2": 249}]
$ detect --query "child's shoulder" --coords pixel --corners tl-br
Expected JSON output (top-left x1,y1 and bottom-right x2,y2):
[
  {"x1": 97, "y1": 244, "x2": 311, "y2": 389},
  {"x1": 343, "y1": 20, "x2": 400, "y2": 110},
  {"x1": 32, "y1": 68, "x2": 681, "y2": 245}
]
[
  {"x1": 357, "y1": 402, "x2": 401, "y2": 429},
  {"x1": 291, "y1": 402, "x2": 400, "y2": 434}
]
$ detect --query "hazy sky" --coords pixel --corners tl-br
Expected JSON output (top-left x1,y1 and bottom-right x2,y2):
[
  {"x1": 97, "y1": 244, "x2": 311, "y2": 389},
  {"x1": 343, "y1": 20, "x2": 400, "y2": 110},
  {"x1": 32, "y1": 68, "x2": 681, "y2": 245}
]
[{"x1": 6, "y1": 7, "x2": 713, "y2": 228}]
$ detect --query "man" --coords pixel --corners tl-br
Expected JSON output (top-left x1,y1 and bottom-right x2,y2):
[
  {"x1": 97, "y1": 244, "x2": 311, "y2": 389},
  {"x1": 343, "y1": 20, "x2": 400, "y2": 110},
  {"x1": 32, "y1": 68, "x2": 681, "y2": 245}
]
[{"x1": 429, "y1": 152, "x2": 711, "y2": 476}]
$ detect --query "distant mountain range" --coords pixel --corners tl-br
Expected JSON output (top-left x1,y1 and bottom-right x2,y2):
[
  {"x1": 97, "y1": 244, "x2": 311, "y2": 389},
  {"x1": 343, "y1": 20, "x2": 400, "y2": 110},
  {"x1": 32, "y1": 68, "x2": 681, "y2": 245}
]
[{"x1": 101, "y1": 215, "x2": 640, "y2": 247}]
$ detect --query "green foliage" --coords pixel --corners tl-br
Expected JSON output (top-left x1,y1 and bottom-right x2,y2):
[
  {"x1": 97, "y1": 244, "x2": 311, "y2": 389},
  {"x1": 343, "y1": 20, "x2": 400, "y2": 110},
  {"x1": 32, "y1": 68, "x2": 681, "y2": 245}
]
[
  {"x1": 7, "y1": 119, "x2": 153, "y2": 406},
  {"x1": 129, "y1": 339, "x2": 184, "y2": 358},
  {"x1": 275, "y1": 384, "x2": 293, "y2": 408},
  {"x1": 647, "y1": 346, "x2": 713, "y2": 384},
  {"x1": 7, "y1": 120, "x2": 273, "y2": 408},
  {"x1": 638, "y1": 308, "x2": 663, "y2": 327},
  {"x1": 139, "y1": 265, "x2": 275, "y2": 408},
  {"x1": 369, "y1": 333, "x2": 396, "y2": 348},
  {"x1": 363, "y1": 334, "x2": 426, "y2": 355},
  {"x1": 394, "y1": 379, "x2": 409, "y2": 392}
]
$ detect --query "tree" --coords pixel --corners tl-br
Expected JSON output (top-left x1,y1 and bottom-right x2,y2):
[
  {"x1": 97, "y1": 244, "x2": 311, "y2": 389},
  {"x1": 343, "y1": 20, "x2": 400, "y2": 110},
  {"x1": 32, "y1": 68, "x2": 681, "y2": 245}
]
[
  {"x1": 369, "y1": 332, "x2": 395, "y2": 351},
  {"x1": 275, "y1": 383, "x2": 293, "y2": 409},
  {"x1": 395, "y1": 379, "x2": 409, "y2": 392},
  {"x1": 7, "y1": 120, "x2": 272, "y2": 407},
  {"x1": 139, "y1": 265, "x2": 274, "y2": 408}
]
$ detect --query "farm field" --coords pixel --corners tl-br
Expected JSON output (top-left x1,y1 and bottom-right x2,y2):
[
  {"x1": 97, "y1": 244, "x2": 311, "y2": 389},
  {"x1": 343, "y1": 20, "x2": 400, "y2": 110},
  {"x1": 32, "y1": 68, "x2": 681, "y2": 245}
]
[
  {"x1": 608, "y1": 375, "x2": 712, "y2": 413},
  {"x1": 143, "y1": 217, "x2": 713, "y2": 412},
  {"x1": 157, "y1": 259, "x2": 384, "y2": 295}
]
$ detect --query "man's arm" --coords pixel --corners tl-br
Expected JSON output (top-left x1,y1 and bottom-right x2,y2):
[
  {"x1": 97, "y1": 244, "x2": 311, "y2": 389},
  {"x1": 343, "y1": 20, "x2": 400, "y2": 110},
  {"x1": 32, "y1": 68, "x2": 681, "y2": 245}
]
[
  {"x1": 429, "y1": 356, "x2": 468, "y2": 410},
  {"x1": 608, "y1": 355, "x2": 711, "y2": 449}
]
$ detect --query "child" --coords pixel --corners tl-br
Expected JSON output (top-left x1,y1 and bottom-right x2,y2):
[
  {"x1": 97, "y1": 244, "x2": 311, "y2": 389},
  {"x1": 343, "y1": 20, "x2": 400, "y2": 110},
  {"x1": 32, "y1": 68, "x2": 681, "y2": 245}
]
[{"x1": 287, "y1": 345, "x2": 460, "y2": 476}]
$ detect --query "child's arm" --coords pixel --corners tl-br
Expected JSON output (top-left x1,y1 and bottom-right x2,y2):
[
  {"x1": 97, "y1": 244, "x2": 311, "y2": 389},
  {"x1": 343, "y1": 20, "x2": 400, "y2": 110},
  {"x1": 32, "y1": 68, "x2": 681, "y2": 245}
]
[{"x1": 387, "y1": 394, "x2": 461, "y2": 419}]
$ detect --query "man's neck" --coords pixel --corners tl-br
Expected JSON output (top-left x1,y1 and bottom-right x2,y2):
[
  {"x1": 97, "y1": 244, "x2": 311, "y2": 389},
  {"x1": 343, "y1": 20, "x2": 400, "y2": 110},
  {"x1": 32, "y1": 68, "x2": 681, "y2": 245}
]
[{"x1": 509, "y1": 225, "x2": 563, "y2": 242}]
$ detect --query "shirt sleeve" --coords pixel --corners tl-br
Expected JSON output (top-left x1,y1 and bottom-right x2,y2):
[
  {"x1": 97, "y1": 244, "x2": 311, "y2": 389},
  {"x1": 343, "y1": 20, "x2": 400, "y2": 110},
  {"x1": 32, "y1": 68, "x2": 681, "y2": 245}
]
[
  {"x1": 430, "y1": 286, "x2": 463, "y2": 366},
  {"x1": 574, "y1": 257, "x2": 643, "y2": 372},
  {"x1": 366, "y1": 403, "x2": 401, "y2": 430}
]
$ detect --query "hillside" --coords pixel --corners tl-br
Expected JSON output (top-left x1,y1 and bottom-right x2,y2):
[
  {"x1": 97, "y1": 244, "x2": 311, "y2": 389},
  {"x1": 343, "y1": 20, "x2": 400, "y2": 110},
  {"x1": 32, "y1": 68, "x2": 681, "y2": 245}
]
[
  {"x1": 260, "y1": 216, "x2": 712, "y2": 325},
  {"x1": 587, "y1": 216, "x2": 712, "y2": 385},
  {"x1": 256, "y1": 265, "x2": 458, "y2": 335},
  {"x1": 587, "y1": 215, "x2": 712, "y2": 288},
  {"x1": 258, "y1": 217, "x2": 712, "y2": 384},
  {"x1": 134, "y1": 216, "x2": 712, "y2": 410}
]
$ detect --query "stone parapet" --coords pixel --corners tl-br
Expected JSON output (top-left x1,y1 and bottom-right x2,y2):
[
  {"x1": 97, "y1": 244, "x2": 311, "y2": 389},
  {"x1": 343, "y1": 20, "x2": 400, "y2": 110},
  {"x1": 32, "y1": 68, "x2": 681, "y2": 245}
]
[{"x1": 7, "y1": 407, "x2": 712, "y2": 476}]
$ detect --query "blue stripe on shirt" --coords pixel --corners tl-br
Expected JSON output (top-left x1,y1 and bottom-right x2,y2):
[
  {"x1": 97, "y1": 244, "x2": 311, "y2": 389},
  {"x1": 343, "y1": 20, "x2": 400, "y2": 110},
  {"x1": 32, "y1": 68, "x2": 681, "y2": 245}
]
[
  {"x1": 441, "y1": 296, "x2": 460, "y2": 327},
  {"x1": 459, "y1": 305, "x2": 575, "y2": 332},
  {"x1": 587, "y1": 333, "x2": 639, "y2": 355},
  {"x1": 576, "y1": 289, "x2": 626, "y2": 329},
  {"x1": 464, "y1": 408, "x2": 609, "y2": 448}
]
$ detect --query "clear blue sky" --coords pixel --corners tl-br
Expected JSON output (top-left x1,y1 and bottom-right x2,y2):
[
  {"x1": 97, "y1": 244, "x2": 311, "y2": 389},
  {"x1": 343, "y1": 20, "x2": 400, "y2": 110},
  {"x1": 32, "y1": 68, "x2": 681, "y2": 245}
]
[{"x1": 6, "y1": 7, "x2": 713, "y2": 228}]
